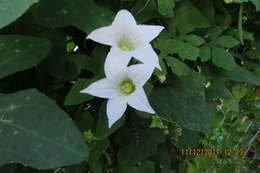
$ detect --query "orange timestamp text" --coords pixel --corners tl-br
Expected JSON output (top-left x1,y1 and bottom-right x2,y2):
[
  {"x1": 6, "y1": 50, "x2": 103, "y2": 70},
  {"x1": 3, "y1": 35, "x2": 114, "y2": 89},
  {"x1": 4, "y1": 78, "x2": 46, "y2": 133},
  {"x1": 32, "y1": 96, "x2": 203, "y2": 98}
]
[{"x1": 179, "y1": 148, "x2": 246, "y2": 156}]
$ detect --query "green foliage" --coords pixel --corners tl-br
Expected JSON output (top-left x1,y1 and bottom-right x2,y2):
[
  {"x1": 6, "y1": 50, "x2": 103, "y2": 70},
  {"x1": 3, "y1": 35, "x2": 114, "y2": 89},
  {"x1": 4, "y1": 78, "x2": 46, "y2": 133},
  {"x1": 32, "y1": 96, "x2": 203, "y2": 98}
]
[
  {"x1": 0, "y1": 0, "x2": 259, "y2": 172},
  {"x1": 0, "y1": 0, "x2": 39, "y2": 29},
  {"x1": 32, "y1": 0, "x2": 114, "y2": 33},
  {"x1": 157, "y1": 0, "x2": 175, "y2": 18},
  {"x1": 0, "y1": 89, "x2": 88, "y2": 169},
  {"x1": 0, "y1": 35, "x2": 51, "y2": 79},
  {"x1": 151, "y1": 72, "x2": 212, "y2": 133}
]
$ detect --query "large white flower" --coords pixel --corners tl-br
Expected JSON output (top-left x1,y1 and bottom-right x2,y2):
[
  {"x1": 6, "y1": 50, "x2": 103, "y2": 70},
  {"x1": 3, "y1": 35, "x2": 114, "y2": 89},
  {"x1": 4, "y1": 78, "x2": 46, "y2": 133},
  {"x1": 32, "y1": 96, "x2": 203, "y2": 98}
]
[
  {"x1": 87, "y1": 9, "x2": 164, "y2": 70},
  {"x1": 80, "y1": 52, "x2": 155, "y2": 128}
]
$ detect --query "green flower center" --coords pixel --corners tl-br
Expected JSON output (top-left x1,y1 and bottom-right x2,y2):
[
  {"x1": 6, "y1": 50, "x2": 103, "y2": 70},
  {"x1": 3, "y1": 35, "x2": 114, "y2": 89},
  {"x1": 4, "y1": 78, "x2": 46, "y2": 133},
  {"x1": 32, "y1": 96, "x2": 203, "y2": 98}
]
[
  {"x1": 117, "y1": 37, "x2": 135, "y2": 51},
  {"x1": 119, "y1": 78, "x2": 135, "y2": 95}
]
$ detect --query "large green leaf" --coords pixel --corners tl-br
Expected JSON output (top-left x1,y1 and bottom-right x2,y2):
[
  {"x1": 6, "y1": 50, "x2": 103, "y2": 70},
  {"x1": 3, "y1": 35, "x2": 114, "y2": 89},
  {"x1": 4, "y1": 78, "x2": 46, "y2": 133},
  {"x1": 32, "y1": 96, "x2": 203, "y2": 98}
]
[
  {"x1": 184, "y1": 34, "x2": 205, "y2": 47},
  {"x1": 151, "y1": 72, "x2": 212, "y2": 133},
  {"x1": 212, "y1": 35, "x2": 239, "y2": 48},
  {"x1": 156, "y1": 39, "x2": 200, "y2": 61},
  {"x1": 0, "y1": 35, "x2": 51, "y2": 79},
  {"x1": 225, "y1": 65, "x2": 260, "y2": 85},
  {"x1": 250, "y1": 0, "x2": 260, "y2": 11},
  {"x1": 211, "y1": 47, "x2": 236, "y2": 70},
  {"x1": 117, "y1": 116, "x2": 164, "y2": 166},
  {"x1": 199, "y1": 46, "x2": 211, "y2": 62},
  {"x1": 33, "y1": 0, "x2": 114, "y2": 33},
  {"x1": 0, "y1": 89, "x2": 88, "y2": 169},
  {"x1": 165, "y1": 57, "x2": 190, "y2": 76},
  {"x1": 0, "y1": 0, "x2": 39, "y2": 29},
  {"x1": 172, "y1": 0, "x2": 210, "y2": 34}
]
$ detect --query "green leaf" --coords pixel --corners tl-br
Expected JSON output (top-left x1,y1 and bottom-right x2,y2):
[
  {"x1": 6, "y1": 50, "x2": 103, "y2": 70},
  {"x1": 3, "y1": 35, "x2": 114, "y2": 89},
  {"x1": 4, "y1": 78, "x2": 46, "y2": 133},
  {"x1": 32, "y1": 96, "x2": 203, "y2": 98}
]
[
  {"x1": 165, "y1": 57, "x2": 190, "y2": 76},
  {"x1": 151, "y1": 72, "x2": 212, "y2": 133},
  {"x1": 246, "y1": 40, "x2": 260, "y2": 59},
  {"x1": 213, "y1": 35, "x2": 239, "y2": 48},
  {"x1": 33, "y1": 0, "x2": 114, "y2": 33},
  {"x1": 0, "y1": 0, "x2": 39, "y2": 29},
  {"x1": 229, "y1": 29, "x2": 254, "y2": 41},
  {"x1": 231, "y1": 85, "x2": 248, "y2": 100},
  {"x1": 0, "y1": 89, "x2": 88, "y2": 169},
  {"x1": 199, "y1": 46, "x2": 211, "y2": 62},
  {"x1": 0, "y1": 35, "x2": 51, "y2": 79},
  {"x1": 205, "y1": 77, "x2": 232, "y2": 114},
  {"x1": 172, "y1": 1, "x2": 210, "y2": 34},
  {"x1": 223, "y1": 97, "x2": 239, "y2": 112},
  {"x1": 207, "y1": 26, "x2": 225, "y2": 40},
  {"x1": 117, "y1": 116, "x2": 164, "y2": 166},
  {"x1": 250, "y1": 0, "x2": 260, "y2": 11},
  {"x1": 157, "y1": 39, "x2": 200, "y2": 61},
  {"x1": 184, "y1": 34, "x2": 205, "y2": 46},
  {"x1": 157, "y1": 0, "x2": 174, "y2": 18},
  {"x1": 211, "y1": 47, "x2": 236, "y2": 70},
  {"x1": 225, "y1": 65, "x2": 260, "y2": 85},
  {"x1": 64, "y1": 77, "x2": 101, "y2": 106},
  {"x1": 176, "y1": 128, "x2": 202, "y2": 149}
]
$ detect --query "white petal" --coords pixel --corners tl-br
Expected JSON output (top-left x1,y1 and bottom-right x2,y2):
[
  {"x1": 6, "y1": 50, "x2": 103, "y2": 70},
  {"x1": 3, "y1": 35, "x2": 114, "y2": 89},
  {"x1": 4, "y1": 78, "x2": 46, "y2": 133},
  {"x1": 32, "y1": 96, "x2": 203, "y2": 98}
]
[
  {"x1": 137, "y1": 25, "x2": 164, "y2": 43},
  {"x1": 87, "y1": 26, "x2": 115, "y2": 46},
  {"x1": 107, "y1": 96, "x2": 127, "y2": 128},
  {"x1": 127, "y1": 88, "x2": 155, "y2": 114},
  {"x1": 133, "y1": 44, "x2": 161, "y2": 70},
  {"x1": 112, "y1": 9, "x2": 136, "y2": 28},
  {"x1": 80, "y1": 78, "x2": 118, "y2": 99},
  {"x1": 127, "y1": 64, "x2": 154, "y2": 86},
  {"x1": 104, "y1": 49, "x2": 130, "y2": 80}
]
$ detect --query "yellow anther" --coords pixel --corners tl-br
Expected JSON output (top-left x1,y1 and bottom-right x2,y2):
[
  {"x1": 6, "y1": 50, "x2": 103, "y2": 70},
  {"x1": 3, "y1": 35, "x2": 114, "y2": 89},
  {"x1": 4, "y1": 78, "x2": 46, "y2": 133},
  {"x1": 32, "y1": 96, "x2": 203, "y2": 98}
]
[{"x1": 120, "y1": 45, "x2": 130, "y2": 51}]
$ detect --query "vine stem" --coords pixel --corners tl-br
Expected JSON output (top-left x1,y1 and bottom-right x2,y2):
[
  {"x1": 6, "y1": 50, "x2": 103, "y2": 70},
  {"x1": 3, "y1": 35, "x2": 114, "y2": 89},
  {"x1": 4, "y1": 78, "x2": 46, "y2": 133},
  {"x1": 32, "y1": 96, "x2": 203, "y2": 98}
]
[
  {"x1": 135, "y1": 0, "x2": 151, "y2": 16},
  {"x1": 244, "y1": 128, "x2": 260, "y2": 158},
  {"x1": 238, "y1": 4, "x2": 244, "y2": 45}
]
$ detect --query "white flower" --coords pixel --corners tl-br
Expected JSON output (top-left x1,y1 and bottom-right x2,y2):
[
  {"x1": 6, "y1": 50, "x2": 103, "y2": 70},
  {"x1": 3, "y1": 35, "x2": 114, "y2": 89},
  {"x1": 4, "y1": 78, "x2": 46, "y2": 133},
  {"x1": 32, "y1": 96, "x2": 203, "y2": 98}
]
[
  {"x1": 80, "y1": 52, "x2": 156, "y2": 128},
  {"x1": 87, "y1": 9, "x2": 164, "y2": 70}
]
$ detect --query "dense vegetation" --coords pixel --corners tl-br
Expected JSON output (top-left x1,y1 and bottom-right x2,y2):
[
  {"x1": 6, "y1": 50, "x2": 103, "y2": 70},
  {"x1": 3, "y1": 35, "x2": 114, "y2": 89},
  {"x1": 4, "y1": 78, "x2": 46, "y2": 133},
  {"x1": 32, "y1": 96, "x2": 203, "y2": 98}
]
[{"x1": 0, "y1": 0, "x2": 259, "y2": 172}]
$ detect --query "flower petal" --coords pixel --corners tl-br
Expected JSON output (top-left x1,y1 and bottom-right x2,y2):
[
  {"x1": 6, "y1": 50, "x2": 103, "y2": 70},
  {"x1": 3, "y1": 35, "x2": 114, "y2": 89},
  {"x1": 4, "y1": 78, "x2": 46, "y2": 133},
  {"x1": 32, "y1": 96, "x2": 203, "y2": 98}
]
[
  {"x1": 137, "y1": 25, "x2": 164, "y2": 43},
  {"x1": 80, "y1": 78, "x2": 118, "y2": 99},
  {"x1": 87, "y1": 26, "x2": 115, "y2": 46},
  {"x1": 107, "y1": 96, "x2": 127, "y2": 128},
  {"x1": 127, "y1": 88, "x2": 155, "y2": 114},
  {"x1": 127, "y1": 64, "x2": 154, "y2": 86},
  {"x1": 112, "y1": 9, "x2": 136, "y2": 28},
  {"x1": 105, "y1": 48, "x2": 131, "y2": 79},
  {"x1": 133, "y1": 44, "x2": 161, "y2": 70}
]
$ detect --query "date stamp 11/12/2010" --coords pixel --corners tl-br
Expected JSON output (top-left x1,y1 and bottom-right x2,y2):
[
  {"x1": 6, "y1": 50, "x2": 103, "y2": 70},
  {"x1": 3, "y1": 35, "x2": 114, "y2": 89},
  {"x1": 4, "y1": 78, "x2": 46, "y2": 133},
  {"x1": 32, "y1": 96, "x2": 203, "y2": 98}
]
[{"x1": 179, "y1": 148, "x2": 246, "y2": 157}]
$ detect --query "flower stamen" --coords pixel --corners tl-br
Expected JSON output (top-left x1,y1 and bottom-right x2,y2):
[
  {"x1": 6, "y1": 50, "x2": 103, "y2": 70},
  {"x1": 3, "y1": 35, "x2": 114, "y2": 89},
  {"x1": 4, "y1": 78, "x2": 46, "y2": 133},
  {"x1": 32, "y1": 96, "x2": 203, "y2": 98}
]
[
  {"x1": 120, "y1": 45, "x2": 131, "y2": 51},
  {"x1": 117, "y1": 36, "x2": 135, "y2": 51},
  {"x1": 119, "y1": 78, "x2": 135, "y2": 94}
]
